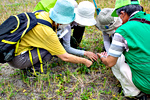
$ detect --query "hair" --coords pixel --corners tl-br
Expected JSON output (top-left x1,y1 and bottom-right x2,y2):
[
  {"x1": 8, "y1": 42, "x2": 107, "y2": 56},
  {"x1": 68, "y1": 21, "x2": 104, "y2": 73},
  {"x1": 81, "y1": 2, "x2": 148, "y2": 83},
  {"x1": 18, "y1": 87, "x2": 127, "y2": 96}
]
[{"x1": 116, "y1": 4, "x2": 143, "y2": 16}]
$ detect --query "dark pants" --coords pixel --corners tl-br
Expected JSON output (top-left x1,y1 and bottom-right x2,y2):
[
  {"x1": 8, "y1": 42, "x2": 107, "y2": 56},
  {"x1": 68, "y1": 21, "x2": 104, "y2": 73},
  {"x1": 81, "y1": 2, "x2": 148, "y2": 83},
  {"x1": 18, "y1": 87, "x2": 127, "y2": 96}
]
[
  {"x1": 70, "y1": 25, "x2": 85, "y2": 48},
  {"x1": 8, "y1": 48, "x2": 53, "y2": 70}
]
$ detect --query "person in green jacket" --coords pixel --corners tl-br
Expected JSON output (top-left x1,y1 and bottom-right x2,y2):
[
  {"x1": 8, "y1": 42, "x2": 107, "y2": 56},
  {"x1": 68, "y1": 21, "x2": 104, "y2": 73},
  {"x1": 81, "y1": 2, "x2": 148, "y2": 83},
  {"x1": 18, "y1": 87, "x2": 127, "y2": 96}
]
[{"x1": 97, "y1": 0, "x2": 150, "y2": 99}]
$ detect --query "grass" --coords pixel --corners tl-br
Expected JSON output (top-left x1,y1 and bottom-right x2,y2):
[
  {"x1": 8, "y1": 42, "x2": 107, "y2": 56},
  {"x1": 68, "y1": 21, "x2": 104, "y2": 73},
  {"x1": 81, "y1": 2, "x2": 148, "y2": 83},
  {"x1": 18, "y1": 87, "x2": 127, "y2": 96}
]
[{"x1": 0, "y1": 0, "x2": 149, "y2": 100}]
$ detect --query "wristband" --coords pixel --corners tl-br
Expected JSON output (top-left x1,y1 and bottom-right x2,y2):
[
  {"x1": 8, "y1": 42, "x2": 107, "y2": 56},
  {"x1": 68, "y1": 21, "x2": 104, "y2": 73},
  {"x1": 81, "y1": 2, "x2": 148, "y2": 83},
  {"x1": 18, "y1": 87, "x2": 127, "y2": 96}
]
[{"x1": 100, "y1": 55, "x2": 106, "y2": 58}]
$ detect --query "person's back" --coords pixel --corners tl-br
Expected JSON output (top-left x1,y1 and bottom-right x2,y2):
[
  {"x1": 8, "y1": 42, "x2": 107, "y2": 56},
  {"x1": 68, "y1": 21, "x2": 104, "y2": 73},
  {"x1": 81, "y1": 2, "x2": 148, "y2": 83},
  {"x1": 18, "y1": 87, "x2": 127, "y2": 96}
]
[
  {"x1": 15, "y1": 11, "x2": 65, "y2": 56},
  {"x1": 115, "y1": 11, "x2": 150, "y2": 93}
]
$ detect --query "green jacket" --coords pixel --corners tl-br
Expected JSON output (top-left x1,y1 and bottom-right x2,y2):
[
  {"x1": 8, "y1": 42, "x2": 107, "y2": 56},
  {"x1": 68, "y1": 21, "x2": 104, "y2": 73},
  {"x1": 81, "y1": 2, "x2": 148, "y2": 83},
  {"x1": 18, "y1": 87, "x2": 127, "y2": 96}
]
[
  {"x1": 33, "y1": 0, "x2": 57, "y2": 12},
  {"x1": 115, "y1": 11, "x2": 150, "y2": 94}
]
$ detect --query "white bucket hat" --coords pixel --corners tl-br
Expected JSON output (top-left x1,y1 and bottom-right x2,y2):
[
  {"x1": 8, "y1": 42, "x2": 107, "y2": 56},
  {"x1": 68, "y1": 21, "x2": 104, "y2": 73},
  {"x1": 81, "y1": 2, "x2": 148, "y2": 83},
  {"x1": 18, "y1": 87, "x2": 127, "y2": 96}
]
[
  {"x1": 96, "y1": 8, "x2": 122, "y2": 34},
  {"x1": 69, "y1": 0, "x2": 78, "y2": 8},
  {"x1": 74, "y1": 1, "x2": 96, "y2": 26}
]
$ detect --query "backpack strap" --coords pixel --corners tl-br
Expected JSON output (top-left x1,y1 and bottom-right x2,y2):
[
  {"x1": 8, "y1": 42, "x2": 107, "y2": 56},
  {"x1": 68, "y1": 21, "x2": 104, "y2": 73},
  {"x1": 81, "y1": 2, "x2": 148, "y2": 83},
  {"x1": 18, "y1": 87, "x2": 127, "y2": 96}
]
[
  {"x1": 37, "y1": 48, "x2": 44, "y2": 73},
  {"x1": 33, "y1": 10, "x2": 45, "y2": 13},
  {"x1": 33, "y1": 10, "x2": 53, "y2": 28},
  {"x1": 130, "y1": 18, "x2": 150, "y2": 25},
  {"x1": 15, "y1": 11, "x2": 53, "y2": 56},
  {"x1": 28, "y1": 48, "x2": 44, "y2": 76},
  {"x1": 28, "y1": 49, "x2": 37, "y2": 75},
  {"x1": 37, "y1": 19, "x2": 52, "y2": 28}
]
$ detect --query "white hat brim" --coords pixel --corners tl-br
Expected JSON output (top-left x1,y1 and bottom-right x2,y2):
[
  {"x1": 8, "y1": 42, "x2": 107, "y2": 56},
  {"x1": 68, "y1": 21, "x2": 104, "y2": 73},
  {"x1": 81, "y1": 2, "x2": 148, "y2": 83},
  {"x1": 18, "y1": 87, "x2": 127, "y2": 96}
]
[{"x1": 74, "y1": 9, "x2": 96, "y2": 26}]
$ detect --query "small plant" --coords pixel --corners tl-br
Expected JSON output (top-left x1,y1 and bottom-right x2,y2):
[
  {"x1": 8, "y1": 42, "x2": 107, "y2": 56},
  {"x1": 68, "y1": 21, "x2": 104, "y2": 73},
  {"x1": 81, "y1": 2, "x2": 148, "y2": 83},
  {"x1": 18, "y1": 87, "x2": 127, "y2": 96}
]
[
  {"x1": 80, "y1": 88, "x2": 93, "y2": 100},
  {"x1": 0, "y1": 66, "x2": 5, "y2": 71}
]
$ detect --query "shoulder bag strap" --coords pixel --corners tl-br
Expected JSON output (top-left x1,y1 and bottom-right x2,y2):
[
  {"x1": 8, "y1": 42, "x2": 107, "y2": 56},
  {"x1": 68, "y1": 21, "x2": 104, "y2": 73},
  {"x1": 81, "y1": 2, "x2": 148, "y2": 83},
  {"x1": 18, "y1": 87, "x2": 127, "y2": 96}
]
[{"x1": 130, "y1": 18, "x2": 150, "y2": 25}]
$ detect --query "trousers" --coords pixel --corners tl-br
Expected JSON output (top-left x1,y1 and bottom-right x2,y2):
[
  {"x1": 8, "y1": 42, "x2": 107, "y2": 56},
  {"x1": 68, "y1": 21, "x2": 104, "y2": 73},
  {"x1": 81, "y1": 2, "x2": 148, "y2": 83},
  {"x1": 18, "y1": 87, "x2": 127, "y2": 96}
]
[
  {"x1": 8, "y1": 48, "x2": 53, "y2": 69},
  {"x1": 112, "y1": 54, "x2": 140, "y2": 96}
]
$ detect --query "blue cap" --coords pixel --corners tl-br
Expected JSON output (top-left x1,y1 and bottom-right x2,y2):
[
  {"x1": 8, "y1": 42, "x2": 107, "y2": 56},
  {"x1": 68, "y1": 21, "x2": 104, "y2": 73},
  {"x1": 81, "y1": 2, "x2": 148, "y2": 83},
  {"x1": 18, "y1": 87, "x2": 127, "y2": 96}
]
[{"x1": 49, "y1": 0, "x2": 75, "y2": 24}]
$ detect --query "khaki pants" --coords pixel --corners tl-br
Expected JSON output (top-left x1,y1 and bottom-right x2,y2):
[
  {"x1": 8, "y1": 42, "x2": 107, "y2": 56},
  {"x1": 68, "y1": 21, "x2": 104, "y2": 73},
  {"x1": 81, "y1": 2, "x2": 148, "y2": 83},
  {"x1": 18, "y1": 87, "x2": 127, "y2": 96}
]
[{"x1": 112, "y1": 54, "x2": 141, "y2": 96}]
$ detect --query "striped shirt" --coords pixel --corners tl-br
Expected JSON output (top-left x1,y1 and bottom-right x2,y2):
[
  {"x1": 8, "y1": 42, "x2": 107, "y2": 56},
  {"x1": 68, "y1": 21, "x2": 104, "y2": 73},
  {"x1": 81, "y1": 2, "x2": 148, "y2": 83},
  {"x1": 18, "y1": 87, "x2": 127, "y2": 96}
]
[
  {"x1": 108, "y1": 33, "x2": 129, "y2": 57},
  {"x1": 108, "y1": 11, "x2": 139, "y2": 57}
]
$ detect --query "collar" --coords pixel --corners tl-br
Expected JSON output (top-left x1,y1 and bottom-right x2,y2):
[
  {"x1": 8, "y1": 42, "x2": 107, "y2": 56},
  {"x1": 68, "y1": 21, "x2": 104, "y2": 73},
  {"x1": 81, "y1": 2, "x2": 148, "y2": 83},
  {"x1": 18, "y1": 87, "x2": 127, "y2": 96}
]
[{"x1": 129, "y1": 11, "x2": 139, "y2": 20}]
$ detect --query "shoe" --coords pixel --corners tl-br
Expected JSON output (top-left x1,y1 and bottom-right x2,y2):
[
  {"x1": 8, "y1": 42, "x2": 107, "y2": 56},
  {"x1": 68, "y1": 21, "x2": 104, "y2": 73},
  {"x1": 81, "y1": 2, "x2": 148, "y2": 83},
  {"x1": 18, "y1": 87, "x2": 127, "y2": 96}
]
[
  {"x1": 21, "y1": 67, "x2": 37, "y2": 77},
  {"x1": 118, "y1": 87, "x2": 124, "y2": 96},
  {"x1": 125, "y1": 92, "x2": 147, "y2": 100},
  {"x1": 137, "y1": 92, "x2": 147, "y2": 100},
  {"x1": 21, "y1": 66, "x2": 48, "y2": 77},
  {"x1": 138, "y1": 95, "x2": 147, "y2": 100}
]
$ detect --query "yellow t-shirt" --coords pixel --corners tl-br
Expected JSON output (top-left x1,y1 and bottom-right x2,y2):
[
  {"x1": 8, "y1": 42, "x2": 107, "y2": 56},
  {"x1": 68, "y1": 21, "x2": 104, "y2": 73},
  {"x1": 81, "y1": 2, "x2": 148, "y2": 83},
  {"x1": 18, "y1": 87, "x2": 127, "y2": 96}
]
[{"x1": 16, "y1": 11, "x2": 66, "y2": 56}]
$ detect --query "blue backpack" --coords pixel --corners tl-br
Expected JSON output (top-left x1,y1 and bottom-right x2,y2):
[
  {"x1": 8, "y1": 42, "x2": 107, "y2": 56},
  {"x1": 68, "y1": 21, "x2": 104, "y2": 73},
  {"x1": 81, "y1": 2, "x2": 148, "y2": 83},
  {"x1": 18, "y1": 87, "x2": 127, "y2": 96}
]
[{"x1": 0, "y1": 10, "x2": 52, "y2": 63}]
